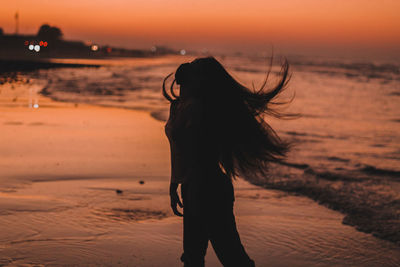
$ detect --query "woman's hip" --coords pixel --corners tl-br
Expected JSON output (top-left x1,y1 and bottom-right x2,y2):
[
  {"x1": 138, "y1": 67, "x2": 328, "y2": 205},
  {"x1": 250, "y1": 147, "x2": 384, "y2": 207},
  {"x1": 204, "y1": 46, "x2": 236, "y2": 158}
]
[{"x1": 181, "y1": 171, "x2": 234, "y2": 212}]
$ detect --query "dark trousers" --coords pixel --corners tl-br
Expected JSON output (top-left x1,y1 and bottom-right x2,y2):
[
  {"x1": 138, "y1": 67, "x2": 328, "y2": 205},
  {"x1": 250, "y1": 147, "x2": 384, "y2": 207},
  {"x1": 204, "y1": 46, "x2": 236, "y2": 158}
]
[{"x1": 181, "y1": 173, "x2": 255, "y2": 267}]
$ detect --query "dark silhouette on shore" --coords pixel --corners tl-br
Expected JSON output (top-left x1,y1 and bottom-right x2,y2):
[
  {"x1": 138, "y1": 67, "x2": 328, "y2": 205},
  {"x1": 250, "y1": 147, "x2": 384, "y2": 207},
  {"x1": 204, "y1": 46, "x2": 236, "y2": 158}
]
[
  {"x1": 0, "y1": 24, "x2": 176, "y2": 61},
  {"x1": 163, "y1": 57, "x2": 292, "y2": 266}
]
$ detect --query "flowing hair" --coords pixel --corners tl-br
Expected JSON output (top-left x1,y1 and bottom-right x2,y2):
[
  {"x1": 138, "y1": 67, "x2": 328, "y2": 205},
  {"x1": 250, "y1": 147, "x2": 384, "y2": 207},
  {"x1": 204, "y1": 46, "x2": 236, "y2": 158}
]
[{"x1": 163, "y1": 56, "x2": 295, "y2": 179}]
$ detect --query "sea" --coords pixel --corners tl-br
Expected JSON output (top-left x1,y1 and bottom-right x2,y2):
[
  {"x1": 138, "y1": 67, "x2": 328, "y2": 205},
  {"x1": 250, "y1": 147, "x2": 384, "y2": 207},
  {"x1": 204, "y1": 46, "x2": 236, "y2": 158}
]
[
  {"x1": 25, "y1": 53, "x2": 400, "y2": 180},
  {"x1": 1, "y1": 53, "x2": 400, "y2": 266}
]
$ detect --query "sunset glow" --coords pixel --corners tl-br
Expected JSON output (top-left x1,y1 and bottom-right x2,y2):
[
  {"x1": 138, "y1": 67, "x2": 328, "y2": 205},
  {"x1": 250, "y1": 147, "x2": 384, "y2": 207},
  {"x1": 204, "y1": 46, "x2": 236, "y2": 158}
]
[
  {"x1": 1, "y1": 1, "x2": 400, "y2": 264},
  {"x1": 1, "y1": 0, "x2": 399, "y2": 56}
]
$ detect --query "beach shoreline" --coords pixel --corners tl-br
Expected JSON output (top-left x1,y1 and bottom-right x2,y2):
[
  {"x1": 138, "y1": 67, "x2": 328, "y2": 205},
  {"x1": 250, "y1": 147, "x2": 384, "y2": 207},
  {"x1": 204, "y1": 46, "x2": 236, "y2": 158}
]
[
  {"x1": 0, "y1": 59, "x2": 101, "y2": 75},
  {"x1": 244, "y1": 166, "x2": 400, "y2": 245},
  {"x1": 0, "y1": 67, "x2": 399, "y2": 266}
]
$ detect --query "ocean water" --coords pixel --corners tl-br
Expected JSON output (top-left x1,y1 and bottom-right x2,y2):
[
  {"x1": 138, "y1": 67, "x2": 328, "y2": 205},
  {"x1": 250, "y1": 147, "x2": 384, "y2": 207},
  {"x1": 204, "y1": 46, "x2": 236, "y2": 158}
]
[
  {"x1": 29, "y1": 54, "x2": 400, "y2": 181},
  {"x1": 1, "y1": 54, "x2": 400, "y2": 266}
]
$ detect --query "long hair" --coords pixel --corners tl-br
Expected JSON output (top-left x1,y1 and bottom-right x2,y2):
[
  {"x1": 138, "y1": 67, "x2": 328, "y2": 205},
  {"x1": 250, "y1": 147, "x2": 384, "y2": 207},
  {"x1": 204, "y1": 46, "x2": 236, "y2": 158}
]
[{"x1": 163, "y1": 56, "x2": 294, "y2": 179}]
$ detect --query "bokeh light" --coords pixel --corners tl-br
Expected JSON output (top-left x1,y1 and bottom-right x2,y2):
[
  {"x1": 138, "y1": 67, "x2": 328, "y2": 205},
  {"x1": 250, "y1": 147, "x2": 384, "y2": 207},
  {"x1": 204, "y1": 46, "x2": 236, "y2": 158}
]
[{"x1": 91, "y1": 44, "x2": 99, "y2": 51}]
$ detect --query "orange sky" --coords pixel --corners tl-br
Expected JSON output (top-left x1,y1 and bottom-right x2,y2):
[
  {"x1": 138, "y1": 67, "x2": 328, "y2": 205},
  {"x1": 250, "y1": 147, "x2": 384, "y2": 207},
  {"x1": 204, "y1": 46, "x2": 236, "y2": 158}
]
[{"x1": 1, "y1": 0, "x2": 399, "y2": 57}]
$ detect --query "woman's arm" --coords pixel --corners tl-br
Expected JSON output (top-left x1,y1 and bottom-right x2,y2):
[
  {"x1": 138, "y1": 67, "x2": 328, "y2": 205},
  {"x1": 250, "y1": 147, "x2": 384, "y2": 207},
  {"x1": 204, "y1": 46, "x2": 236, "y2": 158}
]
[
  {"x1": 166, "y1": 101, "x2": 184, "y2": 216},
  {"x1": 169, "y1": 141, "x2": 184, "y2": 184},
  {"x1": 166, "y1": 99, "x2": 203, "y2": 217},
  {"x1": 169, "y1": 142, "x2": 184, "y2": 217},
  {"x1": 169, "y1": 182, "x2": 183, "y2": 217}
]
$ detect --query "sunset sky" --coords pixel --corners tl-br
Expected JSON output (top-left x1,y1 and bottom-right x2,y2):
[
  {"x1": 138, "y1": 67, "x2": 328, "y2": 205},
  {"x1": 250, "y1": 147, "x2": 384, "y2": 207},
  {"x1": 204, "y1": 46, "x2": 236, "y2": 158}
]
[{"x1": 1, "y1": 0, "x2": 399, "y2": 58}]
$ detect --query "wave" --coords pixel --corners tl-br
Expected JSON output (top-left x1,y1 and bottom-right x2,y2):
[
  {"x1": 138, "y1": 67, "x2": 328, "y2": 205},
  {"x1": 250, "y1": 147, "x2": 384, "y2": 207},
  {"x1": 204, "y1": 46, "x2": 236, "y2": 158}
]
[
  {"x1": 93, "y1": 208, "x2": 167, "y2": 222},
  {"x1": 303, "y1": 168, "x2": 366, "y2": 182},
  {"x1": 285, "y1": 131, "x2": 341, "y2": 140},
  {"x1": 243, "y1": 159, "x2": 400, "y2": 245},
  {"x1": 290, "y1": 59, "x2": 400, "y2": 75},
  {"x1": 277, "y1": 161, "x2": 309, "y2": 170},
  {"x1": 150, "y1": 109, "x2": 168, "y2": 122},
  {"x1": 241, "y1": 55, "x2": 400, "y2": 81},
  {"x1": 326, "y1": 156, "x2": 350, "y2": 163},
  {"x1": 277, "y1": 158, "x2": 400, "y2": 181},
  {"x1": 360, "y1": 165, "x2": 400, "y2": 179}
]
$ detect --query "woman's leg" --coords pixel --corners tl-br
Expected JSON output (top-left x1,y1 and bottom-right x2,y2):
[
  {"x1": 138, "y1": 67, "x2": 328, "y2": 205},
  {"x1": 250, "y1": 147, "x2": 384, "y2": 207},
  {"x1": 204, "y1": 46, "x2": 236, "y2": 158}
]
[
  {"x1": 207, "y1": 176, "x2": 255, "y2": 267},
  {"x1": 208, "y1": 205, "x2": 255, "y2": 267},
  {"x1": 182, "y1": 210, "x2": 209, "y2": 267},
  {"x1": 181, "y1": 174, "x2": 254, "y2": 267},
  {"x1": 181, "y1": 183, "x2": 209, "y2": 267}
]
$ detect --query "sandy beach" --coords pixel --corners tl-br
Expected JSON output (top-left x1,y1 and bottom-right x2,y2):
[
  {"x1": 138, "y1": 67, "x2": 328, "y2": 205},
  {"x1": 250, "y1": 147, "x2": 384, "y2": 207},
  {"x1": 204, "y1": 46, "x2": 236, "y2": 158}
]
[{"x1": 1, "y1": 82, "x2": 399, "y2": 266}]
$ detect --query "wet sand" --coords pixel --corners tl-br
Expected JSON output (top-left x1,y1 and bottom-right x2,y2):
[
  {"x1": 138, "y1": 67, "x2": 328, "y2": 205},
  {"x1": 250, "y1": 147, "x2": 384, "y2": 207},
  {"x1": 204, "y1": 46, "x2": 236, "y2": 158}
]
[{"x1": 0, "y1": 86, "x2": 399, "y2": 266}]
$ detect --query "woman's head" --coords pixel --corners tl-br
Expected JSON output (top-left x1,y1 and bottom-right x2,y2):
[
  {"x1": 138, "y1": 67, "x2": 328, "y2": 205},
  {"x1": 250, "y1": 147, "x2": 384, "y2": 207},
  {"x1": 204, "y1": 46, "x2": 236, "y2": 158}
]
[
  {"x1": 164, "y1": 57, "x2": 238, "y2": 101},
  {"x1": 174, "y1": 62, "x2": 199, "y2": 98}
]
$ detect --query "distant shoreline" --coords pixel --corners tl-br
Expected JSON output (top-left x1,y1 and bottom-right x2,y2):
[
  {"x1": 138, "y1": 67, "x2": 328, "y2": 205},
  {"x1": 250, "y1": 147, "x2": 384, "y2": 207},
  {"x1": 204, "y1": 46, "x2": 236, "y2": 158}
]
[{"x1": 0, "y1": 59, "x2": 101, "y2": 74}]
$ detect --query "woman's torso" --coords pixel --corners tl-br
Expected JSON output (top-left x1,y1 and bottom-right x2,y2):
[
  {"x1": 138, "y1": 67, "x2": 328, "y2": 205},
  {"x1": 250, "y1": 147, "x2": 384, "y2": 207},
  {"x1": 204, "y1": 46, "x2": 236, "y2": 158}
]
[{"x1": 165, "y1": 99, "x2": 222, "y2": 183}]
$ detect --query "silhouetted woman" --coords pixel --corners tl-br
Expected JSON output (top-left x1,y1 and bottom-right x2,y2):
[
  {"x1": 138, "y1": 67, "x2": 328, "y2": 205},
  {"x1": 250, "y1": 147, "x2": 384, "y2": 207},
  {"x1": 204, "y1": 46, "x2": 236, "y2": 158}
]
[{"x1": 163, "y1": 57, "x2": 291, "y2": 267}]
